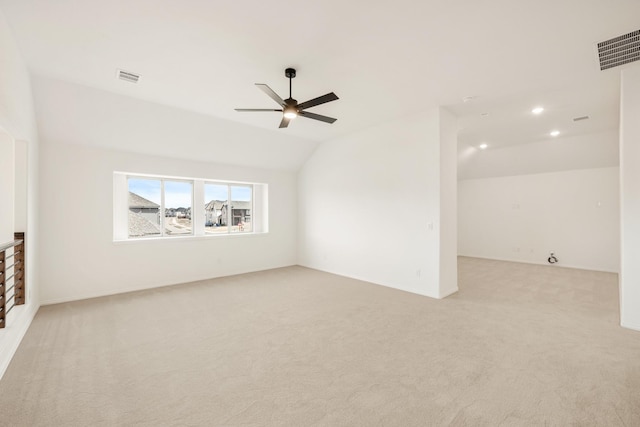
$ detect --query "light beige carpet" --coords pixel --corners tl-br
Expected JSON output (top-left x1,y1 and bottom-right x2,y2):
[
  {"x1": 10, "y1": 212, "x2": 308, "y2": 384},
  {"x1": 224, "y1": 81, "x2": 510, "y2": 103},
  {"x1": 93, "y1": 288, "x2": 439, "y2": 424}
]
[{"x1": 1, "y1": 257, "x2": 639, "y2": 426}]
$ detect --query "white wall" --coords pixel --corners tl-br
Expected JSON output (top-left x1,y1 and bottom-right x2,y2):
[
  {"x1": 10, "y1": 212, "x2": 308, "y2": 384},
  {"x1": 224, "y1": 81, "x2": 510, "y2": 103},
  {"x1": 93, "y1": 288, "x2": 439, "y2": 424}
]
[
  {"x1": 38, "y1": 142, "x2": 297, "y2": 304},
  {"x1": 0, "y1": 9, "x2": 40, "y2": 379},
  {"x1": 0, "y1": 129, "x2": 14, "y2": 242},
  {"x1": 620, "y1": 66, "x2": 640, "y2": 331},
  {"x1": 439, "y1": 108, "x2": 458, "y2": 298},
  {"x1": 13, "y1": 140, "x2": 27, "y2": 232},
  {"x1": 298, "y1": 108, "x2": 457, "y2": 299},
  {"x1": 32, "y1": 75, "x2": 304, "y2": 304},
  {"x1": 458, "y1": 167, "x2": 620, "y2": 272}
]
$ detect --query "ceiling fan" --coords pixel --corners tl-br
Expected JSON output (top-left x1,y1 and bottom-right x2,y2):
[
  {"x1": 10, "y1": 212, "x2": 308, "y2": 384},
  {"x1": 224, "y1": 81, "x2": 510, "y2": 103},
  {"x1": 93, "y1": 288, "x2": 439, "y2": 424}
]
[{"x1": 235, "y1": 68, "x2": 339, "y2": 128}]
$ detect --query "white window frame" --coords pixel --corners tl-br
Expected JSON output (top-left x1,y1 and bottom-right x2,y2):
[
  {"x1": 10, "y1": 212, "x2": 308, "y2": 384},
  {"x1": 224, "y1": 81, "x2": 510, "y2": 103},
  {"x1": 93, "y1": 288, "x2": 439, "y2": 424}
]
[
  {"x1": 124, "y1": 176, "x2": 195, "y2": 239},
  {"x1": 204, "y1": 182, "x2": 254, "y2": 235},
  {"x1": 114, "y1": 172, "x2": 266, "y2": 242}
]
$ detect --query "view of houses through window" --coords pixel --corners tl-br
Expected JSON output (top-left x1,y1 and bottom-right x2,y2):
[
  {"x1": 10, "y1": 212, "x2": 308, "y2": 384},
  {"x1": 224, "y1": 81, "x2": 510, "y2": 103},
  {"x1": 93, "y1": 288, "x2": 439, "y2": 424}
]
[
  {"x1": 127, "y1": 175, "x2": 252, "y2": 239},
  {"x1": 163, "y1": 180, "x2": 193, "y2": 236},
  {"x1": 204, "y1": 183, "x2": 252, "y2": 234},
  {"x1": 127, "y1": 177, "x2": 193, "y2": 238}
]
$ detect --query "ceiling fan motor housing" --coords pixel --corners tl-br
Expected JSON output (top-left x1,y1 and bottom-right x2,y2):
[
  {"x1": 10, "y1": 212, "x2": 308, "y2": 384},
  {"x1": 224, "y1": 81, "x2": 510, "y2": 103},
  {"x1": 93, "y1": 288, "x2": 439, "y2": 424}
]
[{"x1": 285, "y1": 68, "x2": 296, "y2": 78}]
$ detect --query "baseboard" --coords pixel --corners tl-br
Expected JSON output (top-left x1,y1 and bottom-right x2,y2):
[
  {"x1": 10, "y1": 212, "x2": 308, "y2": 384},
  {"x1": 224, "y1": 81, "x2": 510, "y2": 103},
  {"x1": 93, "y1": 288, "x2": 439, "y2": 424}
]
[
  {"x1": 0, "y1": 302, "x2": 40, "y2": 380},
  {"x1": 621, "y1": 320, "x2": 640, "y2": 332},
  {"x1": 297, "y1": 262, "x2": 441, "y2": 299},
  {"x1": 40, "y1": 263, "x2": 298, "y2": 306},
  {"x1": 438, "y1": 286, "x2": 459, "y2": 299},
  {"x1": 457, "y1": 254, "x2": 619, "y2": 274}
]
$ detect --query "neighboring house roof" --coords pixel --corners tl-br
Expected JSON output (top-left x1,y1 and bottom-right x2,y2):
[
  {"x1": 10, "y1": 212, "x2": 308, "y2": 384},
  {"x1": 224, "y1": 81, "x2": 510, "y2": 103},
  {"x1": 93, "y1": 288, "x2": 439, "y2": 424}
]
[
  {"x1": 205, "y1": 200, "x2": 226, "y2": 211},
  {"x1": 229, "y1": 201, "x2": 251, "y2": 210},
  {"x1": 129, "y1": 192, "x2": 160, "y2": 209},
  {"x1": 128, "y1": 211, "x2": 161, "y2": 237},
  {"x1": 205, "y1": 200, "x2": 251, "y2": 210}
]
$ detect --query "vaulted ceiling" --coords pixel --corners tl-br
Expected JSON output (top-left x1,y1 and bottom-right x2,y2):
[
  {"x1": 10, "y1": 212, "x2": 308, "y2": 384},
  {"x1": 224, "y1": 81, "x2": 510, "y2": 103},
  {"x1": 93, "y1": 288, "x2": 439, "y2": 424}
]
[{"x1": 1, "y1": 0, "x2": 638, "y2": 161}]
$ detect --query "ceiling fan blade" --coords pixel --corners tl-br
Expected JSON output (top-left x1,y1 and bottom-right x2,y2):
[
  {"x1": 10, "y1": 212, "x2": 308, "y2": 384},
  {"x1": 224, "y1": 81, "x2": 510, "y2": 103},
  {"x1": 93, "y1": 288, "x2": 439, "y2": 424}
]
[
  {"x1": 279, "y1": 116, "x2": 291, "y2": 128},
  {"x1": 235, "y1": 109, "x2": 282, "y2": 112},
  {"x1": 256, "y1": 84, "x2": 286, "y2": 107},
  {"x1": 298, "y1": 111, "x2": 337, "y2": 124},
  {"x1": 297, "y1": 92, "x2": 339, "y2": 111}
]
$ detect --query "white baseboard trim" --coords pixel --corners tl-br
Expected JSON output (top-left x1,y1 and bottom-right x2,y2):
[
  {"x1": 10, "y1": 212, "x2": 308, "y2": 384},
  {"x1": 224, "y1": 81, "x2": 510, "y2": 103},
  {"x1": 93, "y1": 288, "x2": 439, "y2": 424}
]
[
  {"x1": 40, "y1": 263, "x2": 298, "y2": 306},
  {"x1": 621, "y1": 321, "x2": 640, "y2": 332},
  {"x1": 457, "y1": 254, "x2": 619, "y2": 274},
  {"x1": 0, "y1": 302, "x2": 40, "y2": 380},
  {"x1": 438, "y1": 286, "x2": 459, "y2": 299},
  {"x1": 297, "y1": 262, "x2": 441, "y2": 299}
]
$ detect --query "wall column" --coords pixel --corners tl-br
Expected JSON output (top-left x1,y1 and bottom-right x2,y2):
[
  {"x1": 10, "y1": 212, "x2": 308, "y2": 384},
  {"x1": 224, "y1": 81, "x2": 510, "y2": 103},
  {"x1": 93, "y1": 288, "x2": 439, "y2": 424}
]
[{"x1": 620, "y1": 66, "x2": 640, "y2": 331}]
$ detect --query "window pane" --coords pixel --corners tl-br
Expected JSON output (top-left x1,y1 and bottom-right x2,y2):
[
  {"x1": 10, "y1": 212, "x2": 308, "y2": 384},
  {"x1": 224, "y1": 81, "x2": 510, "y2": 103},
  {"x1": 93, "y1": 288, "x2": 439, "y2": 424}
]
[
  {"x1": 204, "y1": 183, "x2": 228, "y2": 234},
  {"x1": 230, "y1": 186, "x2": 252, "y2": 233},
  {"x1": 128, "y1": 178, "x2": 162, "y2": 238},
  {"x1": 164, "y1": 181, "x2": 193, "y2": 236}
]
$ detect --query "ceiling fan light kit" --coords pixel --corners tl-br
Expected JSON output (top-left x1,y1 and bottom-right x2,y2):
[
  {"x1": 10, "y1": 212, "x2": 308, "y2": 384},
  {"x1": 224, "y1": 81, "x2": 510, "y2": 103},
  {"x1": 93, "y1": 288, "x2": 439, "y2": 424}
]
[{"x1": 235, "y1": 68, "x2": 339, "y2": 128}]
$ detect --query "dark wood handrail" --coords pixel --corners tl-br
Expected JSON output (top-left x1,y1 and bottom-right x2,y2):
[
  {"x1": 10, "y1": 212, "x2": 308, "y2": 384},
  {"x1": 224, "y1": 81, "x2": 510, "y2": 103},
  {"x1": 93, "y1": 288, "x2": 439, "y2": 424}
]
[{"x1": 0, "y1": 232, "x2": 26, "y2": 329}]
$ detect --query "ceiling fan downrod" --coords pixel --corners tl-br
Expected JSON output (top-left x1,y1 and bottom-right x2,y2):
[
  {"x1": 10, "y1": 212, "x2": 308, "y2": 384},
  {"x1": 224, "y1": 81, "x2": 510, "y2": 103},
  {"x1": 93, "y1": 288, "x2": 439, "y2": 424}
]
[{"x1": 285, "y1": 68, "x2": 296, "y2": 99}]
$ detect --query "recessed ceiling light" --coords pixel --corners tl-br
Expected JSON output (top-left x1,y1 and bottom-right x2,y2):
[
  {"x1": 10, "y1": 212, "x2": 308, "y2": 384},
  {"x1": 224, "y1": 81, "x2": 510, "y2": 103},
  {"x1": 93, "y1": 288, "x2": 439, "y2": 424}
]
[
  {"x1": 479, "y1": 143, "x2": 488, "y2": 150},
  {"x1": 480, "y1": 112, "x2": 490, "y2": 117},
  {"x1": 550, "y1": 130, "x2": 560, "y2": 137},
  {"x1": 532, "y1": 107, "x2": 544, "y2": 115},
  {"x1": 463, "y1": 96, "x2": 478, "y2": 103}
]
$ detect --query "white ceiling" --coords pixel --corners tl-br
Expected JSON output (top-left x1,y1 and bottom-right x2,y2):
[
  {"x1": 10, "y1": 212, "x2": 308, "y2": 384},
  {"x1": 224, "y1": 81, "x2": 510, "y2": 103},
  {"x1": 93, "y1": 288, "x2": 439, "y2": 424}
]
[{"x1": 1, "y1": 0, "x2": 639, "y2": 147}]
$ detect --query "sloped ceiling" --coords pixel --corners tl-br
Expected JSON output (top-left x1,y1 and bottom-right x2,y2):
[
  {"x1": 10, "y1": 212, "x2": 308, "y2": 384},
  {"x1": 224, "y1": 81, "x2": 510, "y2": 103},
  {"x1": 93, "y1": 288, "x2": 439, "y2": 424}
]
[
  {"x1": 1, "y1": 0, "x2": 639, "y2": 171},
  {"x1": 31, "y1": 76, "x2": 318, "y2": 171}
]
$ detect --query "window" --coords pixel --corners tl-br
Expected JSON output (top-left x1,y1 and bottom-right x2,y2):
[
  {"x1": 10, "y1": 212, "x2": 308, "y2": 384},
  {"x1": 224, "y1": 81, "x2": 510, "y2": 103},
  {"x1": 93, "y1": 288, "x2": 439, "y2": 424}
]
[
  {"x1": 163, "y1": 180, "x2": 193, "y2": 236},
  {"x1": 204, "y1": 183, "x2": 252, "y2": 234},
  {"x1": 204, "y1": 183, "x2": 227, "y2": 234},
  {"x1": 127, "y1": 177, "x2": 193, "y2": 238},
  {"x1": 115, "y1": 172, "x2": 266, "y2": 241},
  {"x1": 128, "y1": 178, "x2": 161, "y2": 238},
  {"x1": 230, "y1": 185, "x2": 252, "y2": 233}
]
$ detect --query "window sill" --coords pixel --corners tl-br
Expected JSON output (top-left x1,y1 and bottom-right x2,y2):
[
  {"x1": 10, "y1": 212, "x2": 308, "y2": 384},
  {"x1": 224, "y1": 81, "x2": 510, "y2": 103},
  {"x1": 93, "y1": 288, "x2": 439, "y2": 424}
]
[{"x1": 113, "y1": 231, "x2": 269, "y2": 244}]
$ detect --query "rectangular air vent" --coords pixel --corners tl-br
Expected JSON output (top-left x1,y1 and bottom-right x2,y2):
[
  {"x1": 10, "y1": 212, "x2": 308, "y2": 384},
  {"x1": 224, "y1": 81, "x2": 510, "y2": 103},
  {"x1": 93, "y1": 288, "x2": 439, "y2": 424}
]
[
  {"x1": 597, "y1": 29, "x2": 640, "y2": 71},
  {"x1": 573, "y1": 116, "x2": 590, "y2": 122},
  {"x1": 117, "y1": 69, "x2": 140, "y2": 83}
]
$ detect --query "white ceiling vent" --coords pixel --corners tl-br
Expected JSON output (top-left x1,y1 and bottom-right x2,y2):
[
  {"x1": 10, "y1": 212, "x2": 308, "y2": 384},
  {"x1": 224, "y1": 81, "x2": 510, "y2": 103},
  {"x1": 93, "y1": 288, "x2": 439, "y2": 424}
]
[
  {"x1": 117, "y1": 69, "x2": 140, "y2": 83},
  {"x1": 597, "y1": 29, "x2": 640, "y2": 71}
]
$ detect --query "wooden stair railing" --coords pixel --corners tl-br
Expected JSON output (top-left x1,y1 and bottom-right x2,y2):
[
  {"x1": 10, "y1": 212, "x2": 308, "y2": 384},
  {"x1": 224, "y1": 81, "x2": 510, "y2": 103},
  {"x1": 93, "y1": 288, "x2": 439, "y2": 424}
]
[{"x1": 0, "y1": 232, "x2": 26, "y2": 329}]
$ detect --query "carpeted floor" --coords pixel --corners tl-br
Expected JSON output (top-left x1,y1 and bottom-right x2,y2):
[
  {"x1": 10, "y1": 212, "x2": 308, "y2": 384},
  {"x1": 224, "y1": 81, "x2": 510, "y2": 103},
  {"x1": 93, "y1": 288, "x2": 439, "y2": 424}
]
[{"x1": 1, "y1": 257, "x2": 639, "y2": 426}]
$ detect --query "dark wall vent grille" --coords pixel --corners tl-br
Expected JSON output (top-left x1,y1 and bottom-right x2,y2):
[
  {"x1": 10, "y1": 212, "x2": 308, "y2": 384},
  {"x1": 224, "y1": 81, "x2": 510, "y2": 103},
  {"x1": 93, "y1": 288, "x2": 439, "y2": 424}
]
[
  {"x1": 117, "y1": 69, "x2": 140, "y2": 83},
  {"x1": 597, "y1": 30, "x2": 640, "y2": 71}
]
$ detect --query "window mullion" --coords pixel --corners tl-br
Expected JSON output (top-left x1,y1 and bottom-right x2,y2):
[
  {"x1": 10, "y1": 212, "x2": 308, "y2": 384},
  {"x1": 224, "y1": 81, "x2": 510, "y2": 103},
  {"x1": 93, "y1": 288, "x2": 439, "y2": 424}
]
[
  {"x1": 227, "y1": 184, "x2": 232, "y2": 234},
  {"x1": 160, "y1": 180, "x2": 166, "y2": 237}
]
